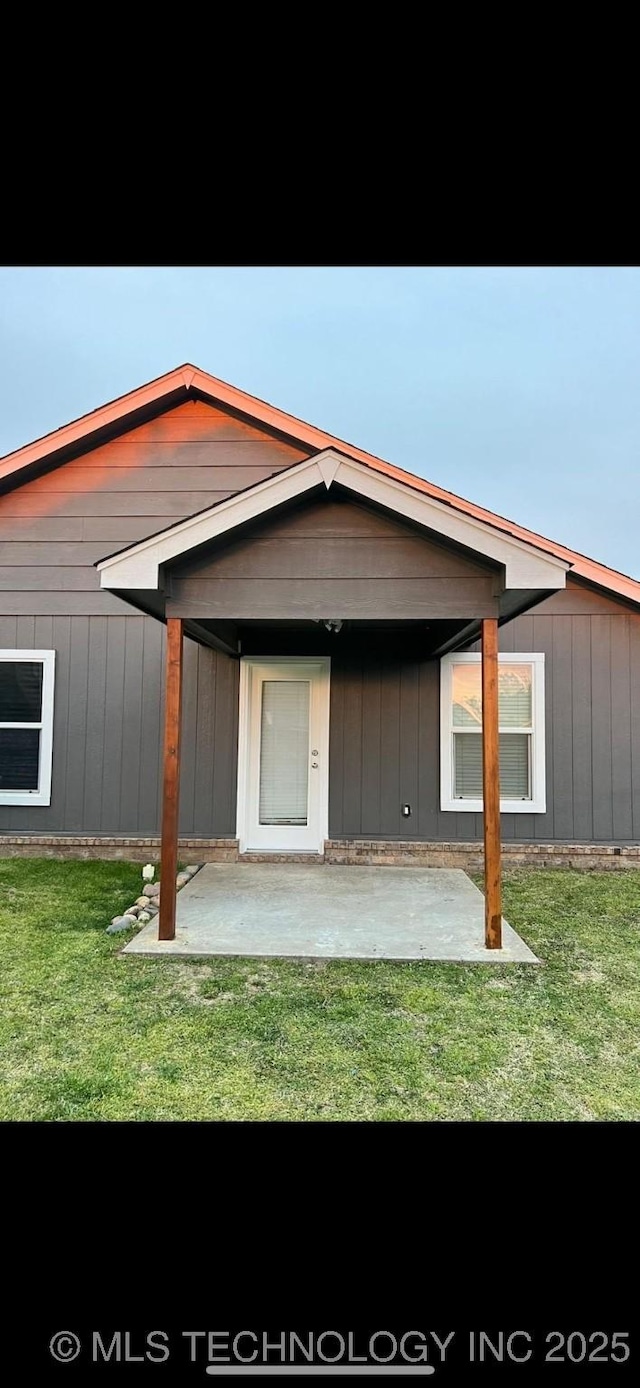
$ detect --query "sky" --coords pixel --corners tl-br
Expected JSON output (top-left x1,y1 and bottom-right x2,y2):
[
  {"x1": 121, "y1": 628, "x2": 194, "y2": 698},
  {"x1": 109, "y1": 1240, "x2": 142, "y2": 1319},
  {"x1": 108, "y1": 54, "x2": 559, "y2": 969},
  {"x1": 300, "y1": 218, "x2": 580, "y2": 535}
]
[{"x1": 0, "y1": 265, "x2": 638, "y2": 577}]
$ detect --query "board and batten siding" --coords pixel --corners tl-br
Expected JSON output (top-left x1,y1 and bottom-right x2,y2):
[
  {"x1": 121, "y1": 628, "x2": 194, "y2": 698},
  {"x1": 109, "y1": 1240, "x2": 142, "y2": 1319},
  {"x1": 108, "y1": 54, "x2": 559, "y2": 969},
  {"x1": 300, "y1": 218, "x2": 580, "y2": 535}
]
[
  {"x1": 327, "y1": 581, "x2": 640, "y2": 843},
  {"x1": 1, "y1": 388, "x2": 639, "y2": 844},
  {"x1": 0, "y1": 615, "x2": 239, "y2": 836},
  {"x1": 1, "y1": 585, "x2": 639, "y2": 843}
]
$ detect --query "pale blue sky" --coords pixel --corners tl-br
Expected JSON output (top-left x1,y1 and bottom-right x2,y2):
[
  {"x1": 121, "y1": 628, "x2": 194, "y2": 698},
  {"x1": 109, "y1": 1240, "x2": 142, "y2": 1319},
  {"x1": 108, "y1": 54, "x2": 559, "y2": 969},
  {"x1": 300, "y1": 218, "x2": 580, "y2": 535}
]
[{"x1": 1, "y1": 266, "x2": 638, "y2": 576}]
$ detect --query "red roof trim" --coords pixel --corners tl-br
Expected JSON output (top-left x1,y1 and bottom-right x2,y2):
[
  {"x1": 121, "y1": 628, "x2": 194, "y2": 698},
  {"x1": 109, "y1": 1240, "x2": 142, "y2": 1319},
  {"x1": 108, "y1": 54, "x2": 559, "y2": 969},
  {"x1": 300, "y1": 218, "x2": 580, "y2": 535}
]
[{"x1": 2, "y1": 362, "x2": 639, "y2": 606}]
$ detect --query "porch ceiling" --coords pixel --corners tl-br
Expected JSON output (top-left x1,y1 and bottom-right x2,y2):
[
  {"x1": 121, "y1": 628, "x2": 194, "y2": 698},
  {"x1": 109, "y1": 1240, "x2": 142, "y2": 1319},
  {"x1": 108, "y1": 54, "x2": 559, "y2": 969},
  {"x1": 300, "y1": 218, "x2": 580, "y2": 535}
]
[{"x1": 190, "y1": 617, "x2": 480, "y2": 660}]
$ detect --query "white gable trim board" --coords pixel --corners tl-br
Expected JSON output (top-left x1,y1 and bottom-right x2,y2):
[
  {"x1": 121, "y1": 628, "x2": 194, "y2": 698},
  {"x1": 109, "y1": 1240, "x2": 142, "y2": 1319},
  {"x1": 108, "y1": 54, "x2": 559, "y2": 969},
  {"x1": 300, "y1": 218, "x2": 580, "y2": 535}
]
[{"x1": 97, "y1": 451, "x2": 569, "y2": 594}]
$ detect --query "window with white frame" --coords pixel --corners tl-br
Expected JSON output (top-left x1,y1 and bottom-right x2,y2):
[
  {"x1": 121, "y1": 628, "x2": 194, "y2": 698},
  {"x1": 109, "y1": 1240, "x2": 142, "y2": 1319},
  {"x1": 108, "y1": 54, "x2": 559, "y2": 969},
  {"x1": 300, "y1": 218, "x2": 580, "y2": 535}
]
[
  {"x1": 0, "y1": 651, "x2": 55, "y2": 806},
  {"x1": 440, "y1": 651, "x2": 545, "y2": 813}
]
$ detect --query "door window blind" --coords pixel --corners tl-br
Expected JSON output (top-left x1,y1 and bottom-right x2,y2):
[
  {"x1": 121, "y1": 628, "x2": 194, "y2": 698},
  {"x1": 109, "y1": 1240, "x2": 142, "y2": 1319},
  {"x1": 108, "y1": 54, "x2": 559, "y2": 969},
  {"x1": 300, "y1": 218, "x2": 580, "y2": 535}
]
[{"x1": 259, "y1": 680, "x2": 310, "y2": 825}]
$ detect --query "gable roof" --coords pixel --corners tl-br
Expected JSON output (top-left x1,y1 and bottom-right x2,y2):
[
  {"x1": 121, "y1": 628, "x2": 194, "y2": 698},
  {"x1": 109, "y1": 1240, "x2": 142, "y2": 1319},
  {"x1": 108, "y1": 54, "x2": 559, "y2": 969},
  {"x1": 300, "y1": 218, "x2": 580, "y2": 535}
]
[
  {"x1": 2, "y1": 361, "x2": 639, "y2": 606},
  {"x1": 96, "y1": 449, "x2": 569, "y2": 595}
]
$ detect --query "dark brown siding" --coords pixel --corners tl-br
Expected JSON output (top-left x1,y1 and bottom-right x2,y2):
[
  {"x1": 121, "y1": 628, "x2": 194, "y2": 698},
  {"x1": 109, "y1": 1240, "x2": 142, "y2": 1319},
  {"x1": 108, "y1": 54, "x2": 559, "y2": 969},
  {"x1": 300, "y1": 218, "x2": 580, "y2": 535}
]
[
  {"x1": 168, "y1": 577, "x2": 497, "y2": 621},
  {"x1": 0, "y1": 399, "x2": 310, "y2": 614},
  {"x1": 168, "y1": 494, "x2": 500, "y2": 620}
]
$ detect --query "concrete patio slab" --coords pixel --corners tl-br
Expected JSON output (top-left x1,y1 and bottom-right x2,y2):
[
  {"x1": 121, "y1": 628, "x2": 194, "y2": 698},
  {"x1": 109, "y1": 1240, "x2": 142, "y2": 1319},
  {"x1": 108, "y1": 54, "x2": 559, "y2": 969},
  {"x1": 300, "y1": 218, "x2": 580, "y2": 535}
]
[{"x1": 124, "y1": 863, "x2": 539, "y2": 962}]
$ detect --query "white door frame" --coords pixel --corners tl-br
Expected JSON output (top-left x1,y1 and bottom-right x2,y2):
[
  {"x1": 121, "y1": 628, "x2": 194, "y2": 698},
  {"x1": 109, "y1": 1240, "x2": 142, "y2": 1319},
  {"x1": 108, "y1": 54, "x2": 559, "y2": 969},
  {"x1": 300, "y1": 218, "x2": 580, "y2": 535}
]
[{"x1": 236, "y1": 656, "x2": 331, "y2": 854}]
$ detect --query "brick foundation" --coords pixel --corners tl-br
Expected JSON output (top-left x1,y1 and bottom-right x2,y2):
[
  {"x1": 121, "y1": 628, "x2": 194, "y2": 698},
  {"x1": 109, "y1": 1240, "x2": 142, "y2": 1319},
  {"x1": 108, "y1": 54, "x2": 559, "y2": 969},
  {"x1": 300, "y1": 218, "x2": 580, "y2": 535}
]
[
  {"x1": 0, "y1": 836, "x2": 239, "y2": 863},
  {"x1": 325, "y1": 840, "x2": 640, "y2": 870},
  {"x1": 0, "y1": 836, "x2": 639, "y2": 869}
]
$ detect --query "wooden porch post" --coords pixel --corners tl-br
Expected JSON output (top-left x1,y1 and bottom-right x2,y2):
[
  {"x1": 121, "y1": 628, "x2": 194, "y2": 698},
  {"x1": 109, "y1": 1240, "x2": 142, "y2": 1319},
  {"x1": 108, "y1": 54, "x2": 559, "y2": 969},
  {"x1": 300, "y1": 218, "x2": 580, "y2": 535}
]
[
  {"x1": 158, "y1": 618, "x2": 184, "y2": 941},
  {"x1": 481, "y1": 617, "x2": 502, "y2": 949}
]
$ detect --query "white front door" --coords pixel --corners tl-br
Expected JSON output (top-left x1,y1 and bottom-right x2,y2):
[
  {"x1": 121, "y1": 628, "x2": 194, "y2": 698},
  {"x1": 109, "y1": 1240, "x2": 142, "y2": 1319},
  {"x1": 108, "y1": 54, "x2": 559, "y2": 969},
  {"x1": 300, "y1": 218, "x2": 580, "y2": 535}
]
[{"x1": 237, "y1": 658, "x2": 330, "y2": 853}]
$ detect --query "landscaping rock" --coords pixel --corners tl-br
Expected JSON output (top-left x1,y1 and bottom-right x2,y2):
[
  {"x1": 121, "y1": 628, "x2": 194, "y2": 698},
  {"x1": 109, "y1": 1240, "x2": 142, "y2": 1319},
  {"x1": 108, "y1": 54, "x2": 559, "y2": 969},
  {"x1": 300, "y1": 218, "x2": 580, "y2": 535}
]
[
  {"x1": 107, "y1": 914, "x2": 137, "y2": 933},
  {"x1": 137, "y1": 911, "x2": 152, "y2": 924},
  {"x1": 185, "y1": 865, "x2": 201, "y2": 875},
  {"x1": 145, "y1": 882, "x2": 161, "y2": 898},
  {"x1": 176, "y1": 873, "x2": 190, "y2": 888},
  {"x1": 135, "y1": 896, "x2": 150, "y2": 908},
  {"x1": 125, "y1": 905, "x2": 140, "y2": 917},
  {"x1": 145, "y1": 903, "x2": 159, "y2": 917}
]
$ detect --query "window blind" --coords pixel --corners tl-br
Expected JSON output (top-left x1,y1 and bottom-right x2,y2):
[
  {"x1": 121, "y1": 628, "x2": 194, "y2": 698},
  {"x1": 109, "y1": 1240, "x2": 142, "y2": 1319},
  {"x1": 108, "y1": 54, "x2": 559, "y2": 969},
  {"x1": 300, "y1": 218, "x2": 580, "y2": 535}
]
[
  {"x1": 498, "y1": 665, "x2": 532, "y2": 727},
  {"x1": 454, "y1": 732, "x2": 531, "y2": 799},
  {"x1": 498, "y1": 733, "x2": 530, "y2": 797},
  {"x1": 452, "y1": 663, "x2": 532, "y2": 728},
  {"x1": 259, "y1": 680, "x2": 310, "y2": 825},
  {"x1": 452, "y1": 665, "x2": 482, "y2": 727}
]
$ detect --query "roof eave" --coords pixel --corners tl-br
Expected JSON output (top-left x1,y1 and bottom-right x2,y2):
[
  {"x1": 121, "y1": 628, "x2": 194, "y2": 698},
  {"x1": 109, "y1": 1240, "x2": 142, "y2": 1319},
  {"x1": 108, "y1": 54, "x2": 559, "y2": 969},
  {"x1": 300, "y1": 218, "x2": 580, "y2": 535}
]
[{"x1": 1, "y1": 360, "x2": 638, "y2": 608}]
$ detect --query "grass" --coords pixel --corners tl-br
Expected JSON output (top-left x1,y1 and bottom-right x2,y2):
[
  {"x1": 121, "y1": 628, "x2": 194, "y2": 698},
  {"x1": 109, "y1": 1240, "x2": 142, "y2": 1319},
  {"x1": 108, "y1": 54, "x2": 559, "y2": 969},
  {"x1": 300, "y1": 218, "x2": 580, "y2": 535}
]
[{"x1": 1, "y1": 858, "x2": 639, "y2": 1121}]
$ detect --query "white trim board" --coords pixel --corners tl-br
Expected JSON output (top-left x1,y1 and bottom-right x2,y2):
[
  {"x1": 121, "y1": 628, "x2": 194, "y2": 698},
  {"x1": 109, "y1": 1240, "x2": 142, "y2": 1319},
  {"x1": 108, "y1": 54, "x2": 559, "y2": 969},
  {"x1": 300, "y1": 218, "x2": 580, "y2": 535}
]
[{"x1": 97, "y1": 450, "x2": 569, "y2": 593}]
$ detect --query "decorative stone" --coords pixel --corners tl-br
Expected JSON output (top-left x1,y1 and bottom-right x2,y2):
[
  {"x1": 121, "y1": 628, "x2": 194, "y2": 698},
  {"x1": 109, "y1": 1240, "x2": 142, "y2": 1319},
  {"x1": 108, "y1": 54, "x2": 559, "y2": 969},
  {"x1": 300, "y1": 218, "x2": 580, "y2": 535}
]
[
  {"x1": 135, "y1": 896, "x2": 150, "y2": 907},
  {"x1": 137, "y1": 911, "x2": 152, "y2": 924},
  {"x1": 145, "y1": 903, "x2": 159, "y2": 916},
  {"x1": 107, "y1": 914, "x2": 137, "y2": 933},
  {"x1": 176, "y1": 873, "x2": 190, "y2": 888},
  {"x1": 185, "y1": 865, "x2": 201, "y2": 875},
  {"x1": 125, "y1": 905, "x2": 140, "y2": 916},
  {"x1": 145, "y1": 882, "x2": 161, "y2": 898}
]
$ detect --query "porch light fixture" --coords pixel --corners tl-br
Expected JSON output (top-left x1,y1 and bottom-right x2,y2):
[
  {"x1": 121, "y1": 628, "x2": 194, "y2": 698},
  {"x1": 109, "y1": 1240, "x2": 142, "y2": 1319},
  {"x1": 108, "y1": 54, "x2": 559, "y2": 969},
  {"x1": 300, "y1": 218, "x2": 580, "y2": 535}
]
[{"x1": 323, "y1": 620, "x2": 343, "y2": 633}]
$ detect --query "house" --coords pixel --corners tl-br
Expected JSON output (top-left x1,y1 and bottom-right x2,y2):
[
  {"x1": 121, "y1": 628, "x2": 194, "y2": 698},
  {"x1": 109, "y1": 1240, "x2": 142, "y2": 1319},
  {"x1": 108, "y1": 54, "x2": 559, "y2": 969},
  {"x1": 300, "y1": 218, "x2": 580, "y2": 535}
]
[{"x1": 1, "y1": 364, "x2": 639, "y2": 947}]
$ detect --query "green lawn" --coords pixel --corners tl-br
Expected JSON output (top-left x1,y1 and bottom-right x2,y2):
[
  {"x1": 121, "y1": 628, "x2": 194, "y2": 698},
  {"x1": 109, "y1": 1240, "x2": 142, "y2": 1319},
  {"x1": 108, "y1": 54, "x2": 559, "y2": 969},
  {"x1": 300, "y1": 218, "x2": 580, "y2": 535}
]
[{"x1": 1, "y1": 858, "x2": 639, "y2": 1121}]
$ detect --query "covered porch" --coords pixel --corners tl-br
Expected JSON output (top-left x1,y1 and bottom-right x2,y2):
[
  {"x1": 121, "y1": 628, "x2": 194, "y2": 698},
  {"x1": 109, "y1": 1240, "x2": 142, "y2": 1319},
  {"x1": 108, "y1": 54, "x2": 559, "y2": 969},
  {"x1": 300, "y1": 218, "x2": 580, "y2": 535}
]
[{"x1": 97, "y1": 447, "x2": 569, "y2": 953}]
